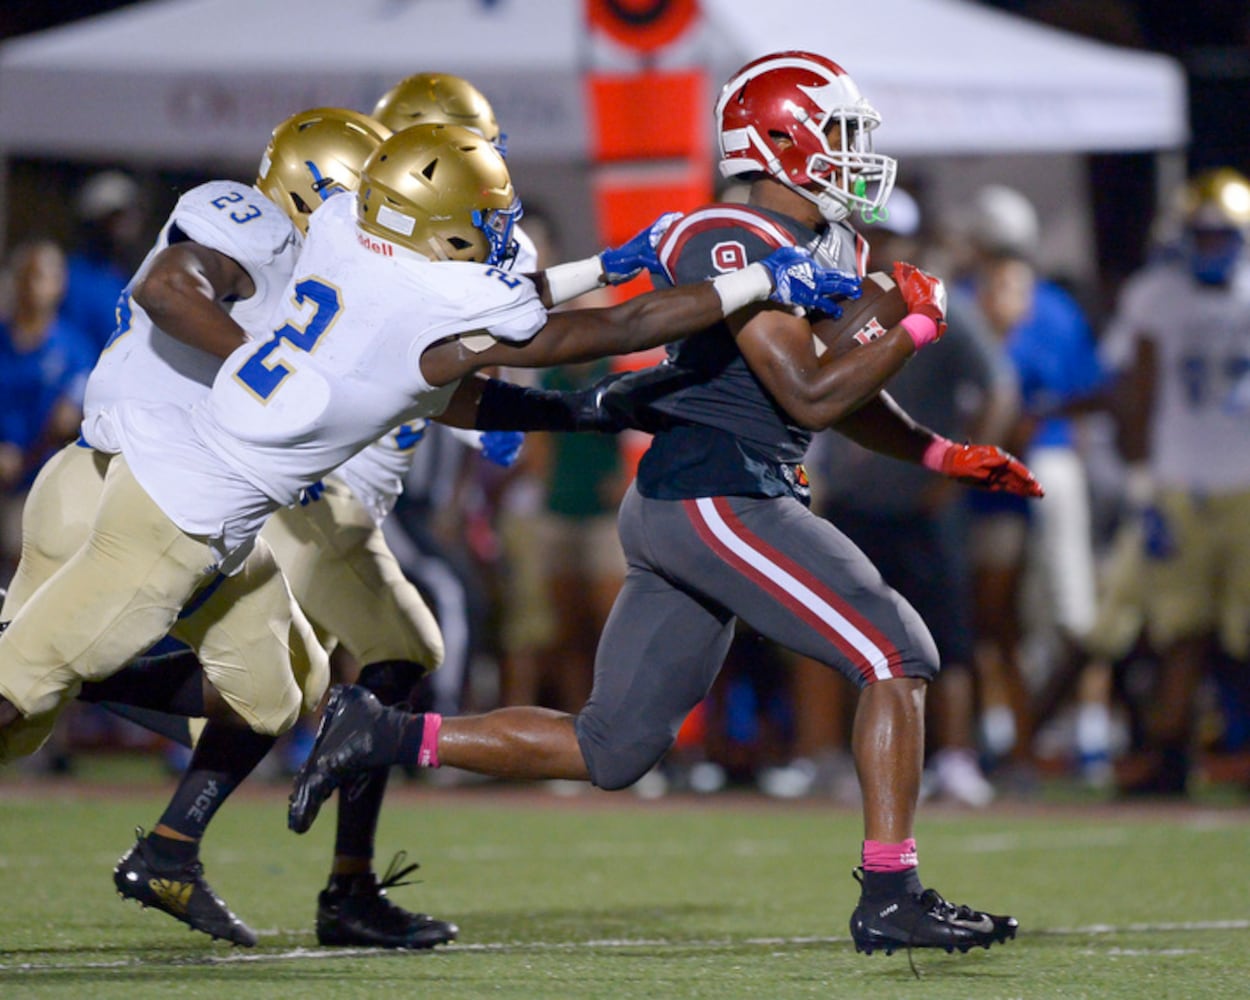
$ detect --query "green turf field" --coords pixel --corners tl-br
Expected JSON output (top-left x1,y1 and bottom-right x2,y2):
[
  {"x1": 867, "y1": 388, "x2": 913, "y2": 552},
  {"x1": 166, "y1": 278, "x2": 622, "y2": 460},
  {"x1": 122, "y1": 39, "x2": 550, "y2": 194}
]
[{"x1": 1, "y1": 758, "x2": 1247, "y2": 999}]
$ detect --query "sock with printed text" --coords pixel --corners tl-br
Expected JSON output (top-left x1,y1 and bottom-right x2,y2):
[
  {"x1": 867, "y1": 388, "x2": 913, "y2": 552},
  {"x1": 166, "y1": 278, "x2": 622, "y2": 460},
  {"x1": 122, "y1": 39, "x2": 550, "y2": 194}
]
[
  {"x1": 155, "y1": 722, "x2": 276, "y2": 843},
  {"x1": 858, "y1": 838, "x2": 923, "y2": 898}
]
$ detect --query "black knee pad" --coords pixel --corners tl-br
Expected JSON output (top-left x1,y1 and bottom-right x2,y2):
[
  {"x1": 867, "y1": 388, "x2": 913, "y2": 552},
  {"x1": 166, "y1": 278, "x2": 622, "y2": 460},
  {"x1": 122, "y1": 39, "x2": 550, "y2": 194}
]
[{"x1": 356, "y1": 660, "x2": 424, "y2": 707}]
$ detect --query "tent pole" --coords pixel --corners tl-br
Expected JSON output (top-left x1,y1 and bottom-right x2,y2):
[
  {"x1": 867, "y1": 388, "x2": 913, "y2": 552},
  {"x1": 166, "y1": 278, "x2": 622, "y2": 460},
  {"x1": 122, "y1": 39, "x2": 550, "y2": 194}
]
[
  {"x1": 0, "y1": 151, "x2": 8, "y2": 255},
  {"x1": 1154, "y1": 148, "x2": 1186, "y2": 219}
]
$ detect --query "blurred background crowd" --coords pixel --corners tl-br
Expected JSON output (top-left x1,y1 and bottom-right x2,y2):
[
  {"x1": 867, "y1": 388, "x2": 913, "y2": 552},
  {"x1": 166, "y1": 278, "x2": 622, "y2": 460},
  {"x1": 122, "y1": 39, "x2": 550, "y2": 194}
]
[{"x1": 2, "y1": 0, "x2": 1250, "y2": 807}]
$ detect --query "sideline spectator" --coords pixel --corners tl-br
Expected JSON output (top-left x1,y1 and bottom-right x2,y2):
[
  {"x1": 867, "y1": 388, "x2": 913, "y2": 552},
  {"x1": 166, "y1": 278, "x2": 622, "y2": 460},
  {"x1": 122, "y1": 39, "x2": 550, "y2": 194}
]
[
  {"x1": 955, "y1": 185, "x2": 1109, "y2": 778},
  {"x1": 62, "y1": 170, "x2": 147, "y2": 356},
  {"x1": 533, "y1": 356, "x2": 630, "y2": 712},
  {"x1": 1102, "y1": 167, "x2": 1250, "y2": 796},
  {"x1": 0, "y1": 239, "x2": 94, "y2": 583}
]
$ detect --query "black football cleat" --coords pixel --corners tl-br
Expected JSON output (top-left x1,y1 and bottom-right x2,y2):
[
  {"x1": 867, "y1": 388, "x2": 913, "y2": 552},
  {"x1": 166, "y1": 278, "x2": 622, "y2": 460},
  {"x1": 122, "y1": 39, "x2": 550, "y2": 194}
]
[
  {"x1": 316, "y1": 853, "x2": 458, "y2": 949},
  {"x1": 114, "y1": 829, "x2": 258, "y2": 946},
  {"x1": 289, "y1": 685, "x2": 405, "y2": 834},
  {"x1": 849, "y1": 868, "x2": 1017, "y2": 955}
]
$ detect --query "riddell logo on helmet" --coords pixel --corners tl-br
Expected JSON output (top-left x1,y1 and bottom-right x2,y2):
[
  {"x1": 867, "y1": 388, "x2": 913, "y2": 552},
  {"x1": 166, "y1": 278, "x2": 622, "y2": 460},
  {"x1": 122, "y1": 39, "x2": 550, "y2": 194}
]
[
  {"x1": 852, "y1": 318, "x2": 886, "y2": 345},
  {"x1": 356, "y1": 231, "x2": 394, "y2": 257}
]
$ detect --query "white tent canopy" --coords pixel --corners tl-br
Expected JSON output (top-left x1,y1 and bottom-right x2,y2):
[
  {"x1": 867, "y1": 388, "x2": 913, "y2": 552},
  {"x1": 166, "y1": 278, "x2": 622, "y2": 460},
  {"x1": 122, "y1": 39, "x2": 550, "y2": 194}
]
[
  {"x1": 0, "y1": 0, "x2": 1187, "y2": 167},
  {"x1": 0, "y1": 0, "x2": 587, "y2": 164},
  {"x1": 703, "y1": 0, "x2": 1188, "y2": 155}
]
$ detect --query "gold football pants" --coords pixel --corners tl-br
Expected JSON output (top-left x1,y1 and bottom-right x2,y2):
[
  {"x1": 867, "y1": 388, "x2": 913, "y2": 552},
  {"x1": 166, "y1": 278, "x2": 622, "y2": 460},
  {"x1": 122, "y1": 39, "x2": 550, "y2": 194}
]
[{"x1": 0, "y1": 450, "x2": 324, "y2": 762}]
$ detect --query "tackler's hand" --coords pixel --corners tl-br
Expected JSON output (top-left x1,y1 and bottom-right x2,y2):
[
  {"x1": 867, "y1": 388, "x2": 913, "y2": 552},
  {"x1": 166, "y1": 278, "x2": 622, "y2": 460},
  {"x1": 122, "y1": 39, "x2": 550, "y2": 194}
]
[
  {"x1": 599, "y1": 212, "x2": 683, "y2": 284},
  {"x1": 480, "y1": 431, "x2": 525, "y2": 468},
  {"x1": 298, "y1": 480, "x2": 326, "y2": 506},
  {"x1": 757, "y1": 246, "x2": 862, "y2": 317}
]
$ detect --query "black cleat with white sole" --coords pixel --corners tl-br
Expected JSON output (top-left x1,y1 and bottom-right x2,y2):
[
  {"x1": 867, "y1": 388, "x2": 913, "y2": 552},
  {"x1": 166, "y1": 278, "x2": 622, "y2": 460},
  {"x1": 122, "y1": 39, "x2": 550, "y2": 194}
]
[{"x1": 849, "y1": 868, "x2": 1017, "y2": 955}]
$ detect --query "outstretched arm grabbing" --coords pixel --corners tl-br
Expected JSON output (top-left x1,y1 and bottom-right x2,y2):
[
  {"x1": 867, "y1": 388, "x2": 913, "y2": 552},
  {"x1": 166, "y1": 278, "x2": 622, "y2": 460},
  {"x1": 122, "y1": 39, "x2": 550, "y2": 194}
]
[{"x1": 420, "y1": 247, "x2": 860, "y2": 387}]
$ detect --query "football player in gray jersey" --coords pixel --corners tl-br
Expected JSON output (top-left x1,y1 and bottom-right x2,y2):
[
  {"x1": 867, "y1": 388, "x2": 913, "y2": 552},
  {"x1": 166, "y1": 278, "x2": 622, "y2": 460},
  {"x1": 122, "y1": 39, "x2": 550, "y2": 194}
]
[{"x1": 291, "y1": 52, "x2": 1039, "y2": 957}]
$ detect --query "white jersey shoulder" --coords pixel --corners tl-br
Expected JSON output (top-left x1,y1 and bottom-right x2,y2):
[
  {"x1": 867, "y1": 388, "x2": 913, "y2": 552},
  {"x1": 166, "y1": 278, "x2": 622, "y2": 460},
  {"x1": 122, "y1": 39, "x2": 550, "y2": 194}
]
[
  {"x1": 511, "y1": 223, "x2": 539, "y2": 273},
  {"x1": 80, "y1": 180, "x2": 301, "y2": 452},
  {"x1": 169, "y1": 180, "x2": 301, "y2": 334}
]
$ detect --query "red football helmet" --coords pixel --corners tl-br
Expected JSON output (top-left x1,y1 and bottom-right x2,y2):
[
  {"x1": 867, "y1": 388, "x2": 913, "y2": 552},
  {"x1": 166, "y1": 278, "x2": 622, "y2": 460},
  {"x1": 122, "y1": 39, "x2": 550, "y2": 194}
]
[{"x1": 715, "y1": 51, "x2": 897, "y2": 224}]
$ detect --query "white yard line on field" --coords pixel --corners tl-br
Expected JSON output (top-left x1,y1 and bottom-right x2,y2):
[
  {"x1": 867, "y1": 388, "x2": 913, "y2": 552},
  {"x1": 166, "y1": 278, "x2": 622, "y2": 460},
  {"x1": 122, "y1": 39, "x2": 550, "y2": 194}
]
[{"x1": 1, "y1": 919, "x2": 1246, "y2": 973}]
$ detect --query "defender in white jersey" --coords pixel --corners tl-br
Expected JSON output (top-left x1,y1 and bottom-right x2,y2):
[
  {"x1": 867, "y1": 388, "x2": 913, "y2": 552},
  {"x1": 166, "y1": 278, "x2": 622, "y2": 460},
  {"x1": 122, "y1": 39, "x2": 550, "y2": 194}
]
[
  {"x1": 1, "y1": 180, "x2": 319, "y2": 742},
  {"x1": 1103, "y1": 167, "x2": 1250, "y2": 796},
  {"x1": 0, "y1": 109, "x2": 393, "y2": 948},
  {"x1": 110, "y1": 105, "x2": 470, "y2": 951}
]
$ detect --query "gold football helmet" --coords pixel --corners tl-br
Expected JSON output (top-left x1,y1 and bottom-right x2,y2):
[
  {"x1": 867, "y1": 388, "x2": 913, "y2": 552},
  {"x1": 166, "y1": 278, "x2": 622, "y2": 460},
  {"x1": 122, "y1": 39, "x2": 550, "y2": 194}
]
[
  {"x1": 372, "y1": 73, "x2": 506, "y2": 155},
  {"x1": 1177, "y1": 168, "x2": 1250, "y2": 284},
  {"x1": 357, "y1": 123, "x2": 521, "y2": 266},
  {"x1": 257, "y1": 107, "x2": 391, "y2": 233},
  {"x1": 1181, "y1": 167, "x2": 1250, "y2": 230}
]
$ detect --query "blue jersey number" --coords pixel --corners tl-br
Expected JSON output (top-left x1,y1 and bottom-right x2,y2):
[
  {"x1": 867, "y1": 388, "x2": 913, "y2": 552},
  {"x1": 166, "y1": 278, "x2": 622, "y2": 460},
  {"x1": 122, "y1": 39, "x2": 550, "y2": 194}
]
[
  {"x1": 1179, "y1": 352, "x2": 1250, "y2": 409},
  {"x1": 211, "y1": 189, "x2": 263, "y2": 225},
  {"x1": 99, "y1": 292, "x2": 135, "y2": 353},
  {"x1": 394, "y1": 422, "x2": 428, "y2": 450},
  {"x1": 485, "y1": 266, "x2": 523, "y2": 289},
  {"x1": 234, "y1": 277, "x2": 342, "y2": 400}
]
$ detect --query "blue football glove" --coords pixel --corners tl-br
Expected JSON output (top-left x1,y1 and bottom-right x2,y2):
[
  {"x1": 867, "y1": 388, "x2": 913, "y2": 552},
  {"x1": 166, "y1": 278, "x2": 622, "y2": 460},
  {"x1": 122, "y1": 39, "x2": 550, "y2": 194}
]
[
  {"x1": 1141, "y1": 504, "x2": 1176, "y2": 560},
  {"x1": 757, "y1": 246, "x2": 862, "y2": 317},
  {"x1": 599, "y1": 211, "x2": 683, "y2": 284},
  {"x1": 480, "y1": 430, "x2": 524, "y2": 468},
  {"x1": 298, "y1": 480, "x2": 325, "y2": 506}
]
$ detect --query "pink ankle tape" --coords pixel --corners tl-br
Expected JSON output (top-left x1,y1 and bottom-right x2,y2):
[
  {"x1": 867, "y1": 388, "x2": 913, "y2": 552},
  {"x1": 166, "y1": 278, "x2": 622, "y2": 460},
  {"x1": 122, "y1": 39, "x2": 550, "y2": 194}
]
[
  {"x1": 900, "y1": 312, "x2": 939, "y2": 350},
  {"x1": 418, "y1": 713, "x2": 442, "y2": 768},
  {"x1": 921, "y1": 436, "x2": 954, "y2": 472},
  {"x1": 862, "y1": 838, "x2": 918, "y2": 872}
]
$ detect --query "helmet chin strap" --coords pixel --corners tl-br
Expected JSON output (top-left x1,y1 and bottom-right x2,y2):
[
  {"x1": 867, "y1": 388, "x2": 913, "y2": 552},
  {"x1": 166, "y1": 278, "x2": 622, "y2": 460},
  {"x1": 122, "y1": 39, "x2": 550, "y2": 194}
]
[
  {"x1": 783, "y1": 174, "x2": 850, "y2": 224},
  {"x1": 815, "y1": 188, "x2": 851, "y2": 223}
]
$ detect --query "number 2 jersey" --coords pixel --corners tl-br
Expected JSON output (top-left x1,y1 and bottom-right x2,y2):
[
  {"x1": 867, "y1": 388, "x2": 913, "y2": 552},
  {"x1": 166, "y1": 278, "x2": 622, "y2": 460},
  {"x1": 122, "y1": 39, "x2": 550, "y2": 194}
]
[
  {"x1": 1102, "y1": 257, "x2": 1250, "y2": 493},
  {"x1": 333, "y1": 222, "x2": 541, "y2": 524},
  {"x1": 625, "y1": 203, "x2": 865, "y2": 503},
  {"x1": 80, "y1": 180, "x2": 301, "y2": 453},
  {"x1": 109, "y1": 191, "x2": 547, "y2": 565}
]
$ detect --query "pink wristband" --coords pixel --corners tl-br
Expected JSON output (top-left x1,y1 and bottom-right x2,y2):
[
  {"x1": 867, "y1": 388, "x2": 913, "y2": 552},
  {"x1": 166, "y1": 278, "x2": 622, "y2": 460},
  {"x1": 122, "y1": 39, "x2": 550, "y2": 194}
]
[
  {"x1": 419, "y1": 712, "x2": 442, "y2": 768},
  {"x1": 899, "y1": 312, "x2": 939, "y2": 350},
  {"x1": 922, "y1": 435, "x2": 954, "y2": 472}
]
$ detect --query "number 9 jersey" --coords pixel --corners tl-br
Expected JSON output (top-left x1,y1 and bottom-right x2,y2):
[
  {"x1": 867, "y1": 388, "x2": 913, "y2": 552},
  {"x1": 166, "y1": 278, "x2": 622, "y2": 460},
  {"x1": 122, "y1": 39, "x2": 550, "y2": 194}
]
[{"x1": 81, "y1": 179, "x2": 301, "y2": 453}]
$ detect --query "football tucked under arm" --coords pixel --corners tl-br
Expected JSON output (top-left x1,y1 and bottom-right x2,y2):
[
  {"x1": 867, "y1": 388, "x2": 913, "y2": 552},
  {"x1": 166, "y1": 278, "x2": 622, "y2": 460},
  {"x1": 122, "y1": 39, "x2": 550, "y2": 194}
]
[{"x1": 809, "y1": 270, "x2": 908, "y2": 361}]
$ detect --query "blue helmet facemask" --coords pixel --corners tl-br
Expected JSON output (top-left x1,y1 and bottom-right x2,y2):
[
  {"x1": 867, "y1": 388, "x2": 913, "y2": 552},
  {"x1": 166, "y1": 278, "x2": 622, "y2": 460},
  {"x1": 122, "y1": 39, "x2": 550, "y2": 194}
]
[
  {"x1": 1185, "y1": 227, "x2": 1245, "y2": 286},
  {"x1": 473, "y1": 198, "x2": 523, "y2": 267}
]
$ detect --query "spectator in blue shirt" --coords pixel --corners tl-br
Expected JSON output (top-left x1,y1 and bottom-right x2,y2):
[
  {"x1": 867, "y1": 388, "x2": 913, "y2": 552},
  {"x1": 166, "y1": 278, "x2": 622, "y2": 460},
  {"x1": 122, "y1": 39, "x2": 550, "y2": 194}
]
[
  {"x1": 0, "y1": 239, "x2": 95, "y2": 576},
  {"x1": 62, "y1": 170, "x2": 147, "y2": 356},
  {"x1": 956, "y1": 185, "x2": 1110, "y2": 778}
]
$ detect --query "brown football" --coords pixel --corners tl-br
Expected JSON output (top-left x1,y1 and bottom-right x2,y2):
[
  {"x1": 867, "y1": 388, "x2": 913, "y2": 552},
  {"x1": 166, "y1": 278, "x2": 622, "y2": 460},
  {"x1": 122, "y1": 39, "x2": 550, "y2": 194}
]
[{"x1": 811, "y1": 270, "x2": 908, "y2": 361}]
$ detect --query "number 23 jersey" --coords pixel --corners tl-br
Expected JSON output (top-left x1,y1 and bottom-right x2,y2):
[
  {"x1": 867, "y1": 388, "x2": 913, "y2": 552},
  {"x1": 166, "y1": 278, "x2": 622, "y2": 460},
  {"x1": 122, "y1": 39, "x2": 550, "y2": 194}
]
[{"x1": 81, "y1": 179, "x2": 300, "y2": 452}]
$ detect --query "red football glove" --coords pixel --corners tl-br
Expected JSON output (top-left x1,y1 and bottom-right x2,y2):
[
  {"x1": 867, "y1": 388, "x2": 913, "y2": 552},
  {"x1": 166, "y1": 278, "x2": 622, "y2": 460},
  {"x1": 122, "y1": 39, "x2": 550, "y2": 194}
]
[
  {"x1": 925, "y1": 439, "x2": 1044, "y2": 498},
  {"x1": 892, "y1": 260, "x2": 948, "y2": 341}
]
